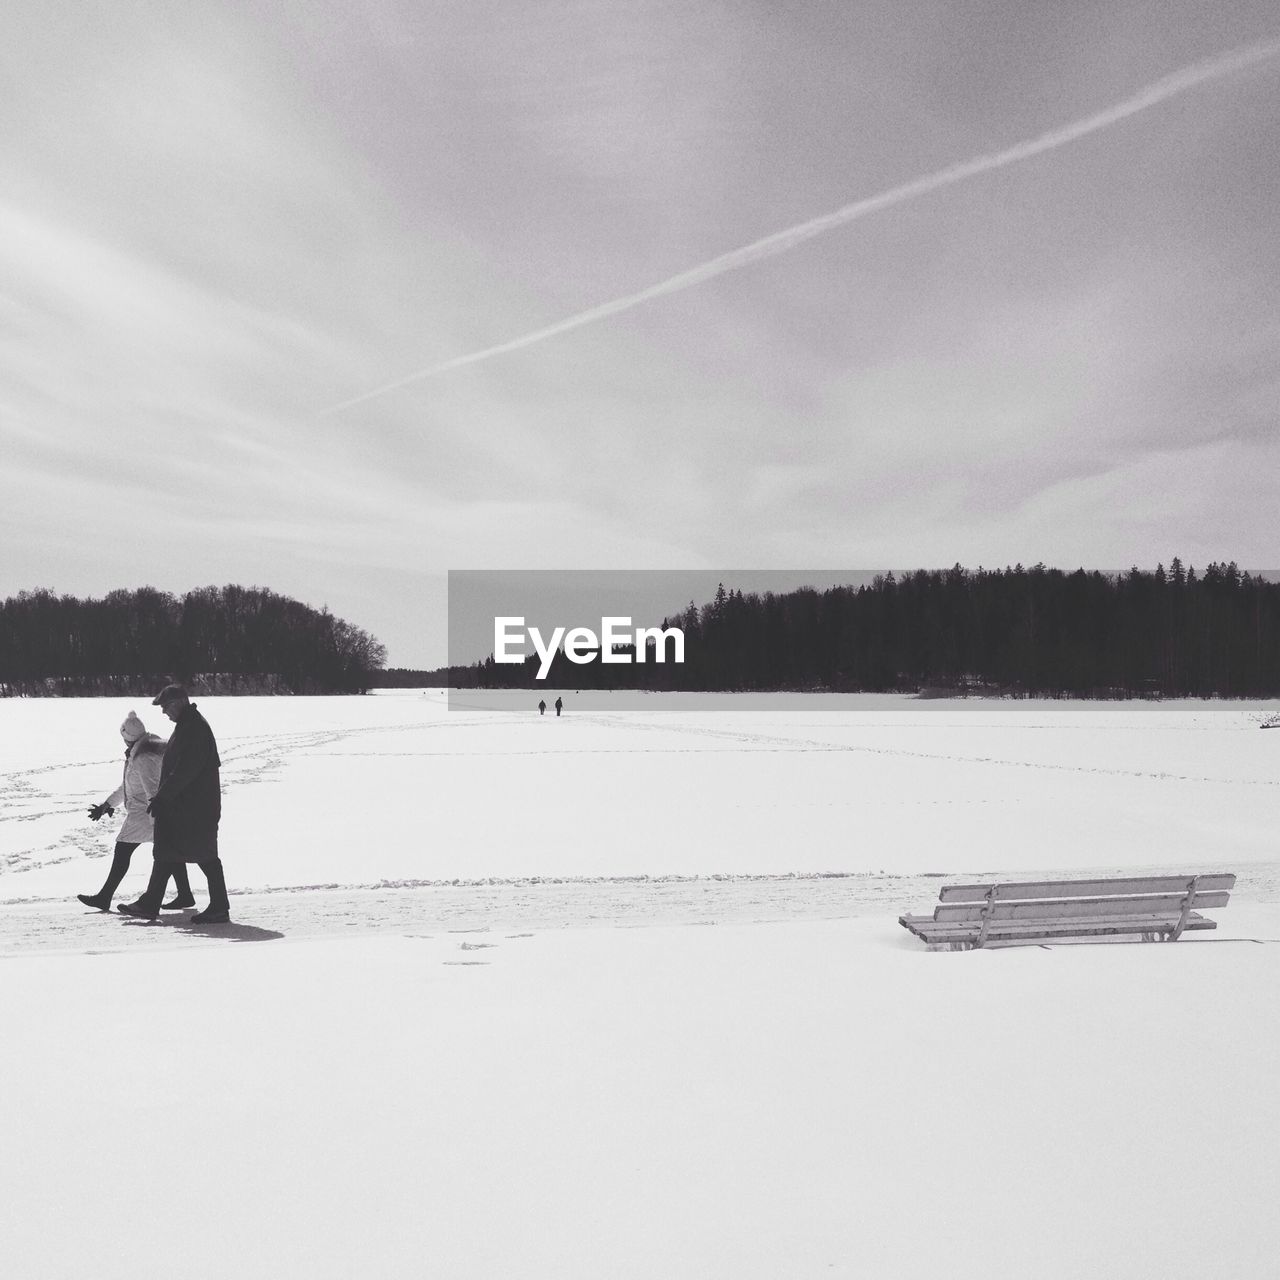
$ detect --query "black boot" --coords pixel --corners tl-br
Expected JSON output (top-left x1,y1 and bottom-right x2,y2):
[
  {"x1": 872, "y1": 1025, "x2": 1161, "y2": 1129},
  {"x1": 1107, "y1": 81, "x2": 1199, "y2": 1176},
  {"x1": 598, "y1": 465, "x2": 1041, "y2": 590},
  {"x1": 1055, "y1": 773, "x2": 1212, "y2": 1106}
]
[
  {"x1": 191, "y1": 857, "x2": 231, "y2": 923},
  {"x1": 82, "y1": 842, "x2": 136, "y2": 910},
  {"x1": 117, "y1": 899, "x2": 159, "y2": 919},
  {"x1": 162, "y1": 861, "x2": 196, "y2": 910},
  {"x1": 190, "y1": 907, "x2": 231, "y2": 924},
  {"x1": 119, "y1": 858, "x2": 170, "y2": 919}
]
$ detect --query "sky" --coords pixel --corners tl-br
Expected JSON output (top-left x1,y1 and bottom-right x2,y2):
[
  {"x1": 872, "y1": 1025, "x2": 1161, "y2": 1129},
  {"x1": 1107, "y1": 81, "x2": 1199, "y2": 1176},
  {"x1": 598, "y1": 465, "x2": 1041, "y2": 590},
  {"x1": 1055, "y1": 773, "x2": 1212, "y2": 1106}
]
[{"x1": 2, "y1": 0, "x2": 1277, "y2": 667}]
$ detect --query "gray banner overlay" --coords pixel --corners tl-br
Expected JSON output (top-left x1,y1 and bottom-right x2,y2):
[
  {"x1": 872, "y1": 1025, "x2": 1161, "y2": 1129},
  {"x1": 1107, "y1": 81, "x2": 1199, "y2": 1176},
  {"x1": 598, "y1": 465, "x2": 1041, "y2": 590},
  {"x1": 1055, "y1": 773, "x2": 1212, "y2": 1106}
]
[{"x1": 445, "y1": 568, "x2": 1280, "y2": 712}]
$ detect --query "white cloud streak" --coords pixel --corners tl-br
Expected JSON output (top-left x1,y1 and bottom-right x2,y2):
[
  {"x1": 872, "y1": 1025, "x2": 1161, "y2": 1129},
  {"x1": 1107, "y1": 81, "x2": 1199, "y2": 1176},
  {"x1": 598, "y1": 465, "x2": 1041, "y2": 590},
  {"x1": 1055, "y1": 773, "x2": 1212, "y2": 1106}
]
[{"x1": 323, "y1": 38, "x2": 1280, "y2": 415}]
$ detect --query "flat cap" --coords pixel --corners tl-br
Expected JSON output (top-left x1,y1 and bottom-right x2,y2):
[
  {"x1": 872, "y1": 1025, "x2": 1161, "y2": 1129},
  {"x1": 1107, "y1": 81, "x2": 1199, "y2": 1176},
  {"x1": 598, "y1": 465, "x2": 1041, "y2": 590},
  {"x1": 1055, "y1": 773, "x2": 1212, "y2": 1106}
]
[{"x1": 151, "y1": 683, "x2": 188, "y2": 706}]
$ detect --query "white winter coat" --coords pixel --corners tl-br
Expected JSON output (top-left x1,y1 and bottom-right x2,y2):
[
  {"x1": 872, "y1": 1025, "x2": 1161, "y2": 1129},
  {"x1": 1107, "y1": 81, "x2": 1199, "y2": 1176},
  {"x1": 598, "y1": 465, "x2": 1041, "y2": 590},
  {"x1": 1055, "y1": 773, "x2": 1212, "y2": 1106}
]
[{"x1": 103, "y1": 733, "x2": 166, "y2": 844}]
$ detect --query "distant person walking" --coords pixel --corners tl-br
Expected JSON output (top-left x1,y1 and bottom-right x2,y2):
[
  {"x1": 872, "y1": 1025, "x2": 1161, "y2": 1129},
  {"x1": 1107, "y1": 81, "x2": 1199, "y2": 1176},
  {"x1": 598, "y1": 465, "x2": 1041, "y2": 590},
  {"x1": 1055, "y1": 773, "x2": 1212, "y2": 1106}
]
[
  {"x1": 118, "y1": 685, "x2": 231, "y2": 925},
  {"x1": 554, "y1": 697, "x2": 563, "y2": 717},
  {"x1": 78, "y1": 712, "x2": 194, "y2": 912},
  {"x1": 538, "y1": 699, "x2": 546, "y2": 715}
]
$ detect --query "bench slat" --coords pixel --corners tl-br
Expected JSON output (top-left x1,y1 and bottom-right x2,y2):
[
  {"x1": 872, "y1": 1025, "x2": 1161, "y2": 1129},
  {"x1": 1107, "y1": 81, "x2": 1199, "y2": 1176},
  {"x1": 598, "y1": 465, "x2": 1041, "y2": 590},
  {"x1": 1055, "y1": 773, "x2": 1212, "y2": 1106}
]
[
  {"x1": 901, "y1": 911, "x2": 1213, "y2": 933},
  {"x1": 900, "y1": 912, "x2": 1215, "y2": 942},
  {"x1": 938, "y1": 873, "x2": 1235, "y2": 903},
  {"x1": 933, "y1": 890, "x2": 1229, "y2": 923}
]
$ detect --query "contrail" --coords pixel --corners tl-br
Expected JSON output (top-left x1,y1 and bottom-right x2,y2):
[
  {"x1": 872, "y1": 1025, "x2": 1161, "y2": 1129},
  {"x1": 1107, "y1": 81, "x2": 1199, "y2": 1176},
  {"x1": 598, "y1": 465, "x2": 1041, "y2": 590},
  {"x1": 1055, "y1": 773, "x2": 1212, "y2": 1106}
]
[{"x1": 322, "y1": 39, "x2": 1280, "y2": 415}]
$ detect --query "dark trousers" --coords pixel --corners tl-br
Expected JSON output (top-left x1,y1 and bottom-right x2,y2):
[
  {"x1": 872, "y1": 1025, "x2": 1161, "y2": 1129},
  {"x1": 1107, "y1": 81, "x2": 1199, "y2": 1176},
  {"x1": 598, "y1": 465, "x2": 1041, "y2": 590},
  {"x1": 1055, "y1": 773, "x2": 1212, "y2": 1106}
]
[
  {"x1": 98, "y1": 842, "x2": 192, "y2": 902},
  {"x1": 138, "y1": 855, "x2": 228, "y2": 912}
]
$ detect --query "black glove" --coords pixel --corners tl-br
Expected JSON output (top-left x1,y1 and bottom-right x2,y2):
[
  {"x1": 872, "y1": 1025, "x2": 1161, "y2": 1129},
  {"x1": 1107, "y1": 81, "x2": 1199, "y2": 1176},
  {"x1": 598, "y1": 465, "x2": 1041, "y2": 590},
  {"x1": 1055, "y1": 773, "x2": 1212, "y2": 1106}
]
[
  {"x1": 88, "y1": 803, "x2": 114, "y2": 822},
  {"x1": 146, "y1": 796, "x2": 163, "y2": 816}
]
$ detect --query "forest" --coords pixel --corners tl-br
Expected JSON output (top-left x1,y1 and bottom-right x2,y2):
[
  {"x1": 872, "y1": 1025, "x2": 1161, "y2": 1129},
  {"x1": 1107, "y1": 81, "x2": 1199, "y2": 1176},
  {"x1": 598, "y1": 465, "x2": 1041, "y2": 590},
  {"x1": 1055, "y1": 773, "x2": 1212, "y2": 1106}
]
[
  {"x1": 450, "y1": 562, "x2": 1280, "y2": 697},
  {"x1": 0, "y1": 585, "x2": 387, "y2": 695}
]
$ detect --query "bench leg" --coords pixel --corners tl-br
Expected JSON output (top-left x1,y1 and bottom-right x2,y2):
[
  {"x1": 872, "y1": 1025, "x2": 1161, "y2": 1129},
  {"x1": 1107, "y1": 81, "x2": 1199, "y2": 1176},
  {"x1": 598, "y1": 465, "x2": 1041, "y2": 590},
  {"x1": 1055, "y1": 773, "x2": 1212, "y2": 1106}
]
[{"x1": 1170, "y1": 876, "x2": 1199, "y2": 941}]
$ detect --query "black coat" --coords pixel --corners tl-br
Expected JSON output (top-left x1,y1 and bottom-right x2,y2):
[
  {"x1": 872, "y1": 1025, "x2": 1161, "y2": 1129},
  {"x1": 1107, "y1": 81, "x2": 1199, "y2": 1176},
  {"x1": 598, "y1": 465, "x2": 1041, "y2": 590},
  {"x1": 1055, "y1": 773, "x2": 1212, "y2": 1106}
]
[{"x1": 151, "y1": 704, "x2": 222, "y2": 863}]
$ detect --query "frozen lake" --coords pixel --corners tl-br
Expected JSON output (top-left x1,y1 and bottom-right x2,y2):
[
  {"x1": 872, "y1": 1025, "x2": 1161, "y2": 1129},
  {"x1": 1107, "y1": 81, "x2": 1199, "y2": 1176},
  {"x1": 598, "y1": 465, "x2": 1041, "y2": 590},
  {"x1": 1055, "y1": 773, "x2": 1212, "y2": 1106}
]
[
  {"x1": 4, "y1": 689, "x2": 1279, "y2": 900},
  {"x1": 2, "y1": 691, "x2": 1277, "y2": 1277}
]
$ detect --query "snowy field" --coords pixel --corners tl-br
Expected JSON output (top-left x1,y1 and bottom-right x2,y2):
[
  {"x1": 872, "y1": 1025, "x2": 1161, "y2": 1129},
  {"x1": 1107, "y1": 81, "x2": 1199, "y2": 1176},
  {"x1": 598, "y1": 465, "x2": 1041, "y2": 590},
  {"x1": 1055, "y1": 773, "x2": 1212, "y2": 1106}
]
[{"x1": 2, "y1": 691, "x2": 1278, "y2": 1278}]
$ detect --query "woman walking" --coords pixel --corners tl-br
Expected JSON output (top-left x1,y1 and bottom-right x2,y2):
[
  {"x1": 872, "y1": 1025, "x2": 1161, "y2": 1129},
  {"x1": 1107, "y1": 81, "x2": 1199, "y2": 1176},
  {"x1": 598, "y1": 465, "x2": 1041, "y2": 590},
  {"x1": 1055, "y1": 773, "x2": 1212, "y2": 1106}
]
[{"x1": 78, "y1": 711, "x2": 194, "y2": 911}]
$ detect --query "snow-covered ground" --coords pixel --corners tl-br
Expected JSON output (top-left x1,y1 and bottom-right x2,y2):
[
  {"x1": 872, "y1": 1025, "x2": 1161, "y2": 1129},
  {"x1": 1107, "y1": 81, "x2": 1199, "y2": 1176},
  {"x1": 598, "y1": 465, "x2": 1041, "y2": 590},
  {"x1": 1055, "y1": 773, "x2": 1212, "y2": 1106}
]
[{"x1": 2, "y1": 691, "x2": 1278, "y2": 1278}]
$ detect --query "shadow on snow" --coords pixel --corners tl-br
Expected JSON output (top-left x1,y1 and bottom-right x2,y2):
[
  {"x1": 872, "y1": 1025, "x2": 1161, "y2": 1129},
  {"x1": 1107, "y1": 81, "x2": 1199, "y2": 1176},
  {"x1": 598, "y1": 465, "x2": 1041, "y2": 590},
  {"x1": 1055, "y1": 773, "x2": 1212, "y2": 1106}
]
[{"x1": 117, "y1": 916, "x2": 284, "y2": 943}]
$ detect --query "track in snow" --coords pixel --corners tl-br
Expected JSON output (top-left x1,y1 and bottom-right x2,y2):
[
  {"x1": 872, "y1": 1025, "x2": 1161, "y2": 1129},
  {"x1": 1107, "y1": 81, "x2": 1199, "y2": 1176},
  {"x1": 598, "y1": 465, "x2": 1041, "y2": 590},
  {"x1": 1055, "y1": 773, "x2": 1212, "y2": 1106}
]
[{"x1": 3, "y1": 863, "x2": 1277, "y2": 958}]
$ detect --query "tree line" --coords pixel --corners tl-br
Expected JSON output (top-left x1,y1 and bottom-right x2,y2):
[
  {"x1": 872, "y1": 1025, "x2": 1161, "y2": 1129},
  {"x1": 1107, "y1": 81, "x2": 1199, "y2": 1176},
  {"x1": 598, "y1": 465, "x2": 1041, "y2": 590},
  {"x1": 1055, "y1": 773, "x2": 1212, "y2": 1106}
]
[
  {"x1": 451, "y1": 562, "x2": 1280, "y2": 697},
  {"x1": 0, "y1": 585, "x2": 387, "y2": 695}
]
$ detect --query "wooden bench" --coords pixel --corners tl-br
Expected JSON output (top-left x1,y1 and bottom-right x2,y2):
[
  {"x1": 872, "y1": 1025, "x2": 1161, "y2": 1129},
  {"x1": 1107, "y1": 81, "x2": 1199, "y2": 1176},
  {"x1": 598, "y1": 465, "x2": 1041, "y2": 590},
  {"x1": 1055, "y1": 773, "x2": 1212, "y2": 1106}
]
[{"x1": 899, "y1": 873, "x2": 1236, "y2": 950}]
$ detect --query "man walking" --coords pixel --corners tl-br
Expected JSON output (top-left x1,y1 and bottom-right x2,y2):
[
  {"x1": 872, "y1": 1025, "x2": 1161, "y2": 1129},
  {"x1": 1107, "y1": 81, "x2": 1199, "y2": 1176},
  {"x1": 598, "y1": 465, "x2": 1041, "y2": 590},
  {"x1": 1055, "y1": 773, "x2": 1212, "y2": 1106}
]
[{"x1": 118, "y1": 685, "x2": 231, "y2": 925}]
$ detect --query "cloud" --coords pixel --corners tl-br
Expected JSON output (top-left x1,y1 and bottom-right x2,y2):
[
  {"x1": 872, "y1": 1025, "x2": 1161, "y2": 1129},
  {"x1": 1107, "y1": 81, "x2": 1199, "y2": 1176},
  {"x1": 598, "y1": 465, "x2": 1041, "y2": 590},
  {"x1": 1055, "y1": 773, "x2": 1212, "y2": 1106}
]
[{"x1": 322, "y1": 38, "x2": 1280, "y2": 414}]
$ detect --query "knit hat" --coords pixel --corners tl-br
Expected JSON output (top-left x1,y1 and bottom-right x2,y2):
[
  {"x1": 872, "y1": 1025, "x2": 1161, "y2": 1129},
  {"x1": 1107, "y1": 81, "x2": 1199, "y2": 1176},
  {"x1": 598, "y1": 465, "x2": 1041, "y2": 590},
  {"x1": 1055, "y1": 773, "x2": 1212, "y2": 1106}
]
[{"x1": 120, "y1": 711, "x2": 146, "y2": 743}]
